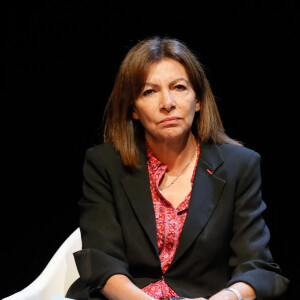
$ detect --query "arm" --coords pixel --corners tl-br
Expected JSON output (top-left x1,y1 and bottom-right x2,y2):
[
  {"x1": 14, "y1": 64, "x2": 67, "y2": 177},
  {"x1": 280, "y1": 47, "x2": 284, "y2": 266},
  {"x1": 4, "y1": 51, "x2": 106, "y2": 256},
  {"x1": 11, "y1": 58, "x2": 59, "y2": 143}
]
[
  {"x1": 224, "y1": 151, "x2": 287, "y2": 298},
  {"x1": 208, "y1": 282, "x2": 255, "y2": 300},
  {"x1": 181, "y1": 282, "x2": 255, "y2": 300},
  {"x1": 102, "y1": 274, "x2": 155, "y2": 300},
  {"x1": 74, "y1": 146, "x2": 149, "y2": 298},
  {"x1": 183, "y1": 149, "x2": 287, "y2": 300}
]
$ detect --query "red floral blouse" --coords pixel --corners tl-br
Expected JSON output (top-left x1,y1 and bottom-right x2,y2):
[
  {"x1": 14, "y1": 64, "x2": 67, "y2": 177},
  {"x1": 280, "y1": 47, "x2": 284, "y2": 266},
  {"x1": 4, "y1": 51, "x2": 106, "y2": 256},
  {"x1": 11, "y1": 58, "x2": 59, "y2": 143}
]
[{"x1": 142, "y1": 141, "x2": 200, "y2": 299}]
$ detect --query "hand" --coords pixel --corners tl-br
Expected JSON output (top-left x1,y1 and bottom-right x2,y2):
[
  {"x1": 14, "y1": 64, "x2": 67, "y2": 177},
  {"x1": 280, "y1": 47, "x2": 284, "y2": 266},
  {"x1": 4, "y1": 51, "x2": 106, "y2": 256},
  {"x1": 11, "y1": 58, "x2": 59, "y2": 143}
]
[
  {"x1": 182, "y1": 298, "x2": 207, "y2": 300},
  {"x1": 207, "y1": 289, "x2": 239, "y2": 299}
]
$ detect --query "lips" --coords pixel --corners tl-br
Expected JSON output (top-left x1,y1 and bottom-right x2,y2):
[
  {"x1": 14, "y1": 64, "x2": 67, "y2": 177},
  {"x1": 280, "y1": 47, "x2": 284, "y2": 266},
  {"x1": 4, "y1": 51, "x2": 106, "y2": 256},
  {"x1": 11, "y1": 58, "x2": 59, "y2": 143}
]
[{"x1": 160, "y1": 117, "x2": 181, "y2": 124}]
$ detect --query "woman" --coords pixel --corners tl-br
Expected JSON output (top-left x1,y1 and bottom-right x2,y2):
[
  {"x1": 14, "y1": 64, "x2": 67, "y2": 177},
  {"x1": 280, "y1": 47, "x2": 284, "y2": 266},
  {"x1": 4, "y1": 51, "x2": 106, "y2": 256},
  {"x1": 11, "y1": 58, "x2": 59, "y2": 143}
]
[{"x1": 66, "y1": 37, "x2": 289, "y2": 300}]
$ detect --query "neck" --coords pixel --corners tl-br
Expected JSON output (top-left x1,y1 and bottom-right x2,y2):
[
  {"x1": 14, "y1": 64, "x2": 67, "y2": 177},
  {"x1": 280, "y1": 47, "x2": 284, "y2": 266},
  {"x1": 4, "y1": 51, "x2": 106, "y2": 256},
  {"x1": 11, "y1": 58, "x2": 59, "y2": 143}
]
[{"x1": 146, "y1": 133, "x2": 197, "y2": 174}]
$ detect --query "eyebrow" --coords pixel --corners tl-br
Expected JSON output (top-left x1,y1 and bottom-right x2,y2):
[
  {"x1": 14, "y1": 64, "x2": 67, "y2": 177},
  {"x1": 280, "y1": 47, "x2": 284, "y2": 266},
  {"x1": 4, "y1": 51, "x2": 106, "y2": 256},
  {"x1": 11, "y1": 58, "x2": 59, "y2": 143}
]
[{"x1": 144, "y1": 77, "x2": 190, "y2": 88}]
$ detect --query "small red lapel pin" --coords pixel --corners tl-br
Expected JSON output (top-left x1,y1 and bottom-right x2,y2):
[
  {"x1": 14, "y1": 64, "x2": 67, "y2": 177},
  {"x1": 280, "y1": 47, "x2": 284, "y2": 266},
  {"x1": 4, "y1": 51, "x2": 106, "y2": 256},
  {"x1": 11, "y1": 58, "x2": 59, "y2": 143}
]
[{"x1": 206, "y1": 168, "x2": 213, "y2": 175}]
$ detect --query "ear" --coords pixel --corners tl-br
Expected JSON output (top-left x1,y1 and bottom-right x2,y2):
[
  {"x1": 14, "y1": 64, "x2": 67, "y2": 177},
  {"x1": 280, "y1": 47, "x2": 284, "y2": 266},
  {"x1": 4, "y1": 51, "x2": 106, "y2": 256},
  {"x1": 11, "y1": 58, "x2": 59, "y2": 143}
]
[
  {"x1": 132, "y1": 107, "x2": 139, "y2": 120},
  {"x1": 195, "y1": 99, "x2": 200, "y2": 112}
]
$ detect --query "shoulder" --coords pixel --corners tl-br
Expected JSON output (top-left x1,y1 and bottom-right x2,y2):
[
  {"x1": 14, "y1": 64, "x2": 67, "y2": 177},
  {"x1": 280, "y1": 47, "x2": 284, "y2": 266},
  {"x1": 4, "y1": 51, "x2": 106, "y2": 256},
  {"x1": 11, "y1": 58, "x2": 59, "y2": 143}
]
[
  {"x1": 86, "y1": 142, "x2": 118, "y2": 157},
  {"x1": 199, "y1": 142, "x2": 261, "y2": 171},
  {"x1": 84, "y1": 142, "x2": 123, "y2": 169},
  {"x1": 198, "y1": 143, "x2": 263, "y2": 186},
  {"x1": 219, "y1": 143, "x2": 261, "y2": 162},
  {"x1": 217, "y1": 144, "x2": 262, "y2": 178}
]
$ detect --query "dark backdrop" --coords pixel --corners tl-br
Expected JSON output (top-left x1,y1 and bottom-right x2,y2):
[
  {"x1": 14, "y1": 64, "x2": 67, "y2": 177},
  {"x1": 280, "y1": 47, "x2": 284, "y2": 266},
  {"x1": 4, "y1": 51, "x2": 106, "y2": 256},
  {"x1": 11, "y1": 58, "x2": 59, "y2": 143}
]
[{"x1": 1, "y1": 0, "x2": 298, "y2": 298}]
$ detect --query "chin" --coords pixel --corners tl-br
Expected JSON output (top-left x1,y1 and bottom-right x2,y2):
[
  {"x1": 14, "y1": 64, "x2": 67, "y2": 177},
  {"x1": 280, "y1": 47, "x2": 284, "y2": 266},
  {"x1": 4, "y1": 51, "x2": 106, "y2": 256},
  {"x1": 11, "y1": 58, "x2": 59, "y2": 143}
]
[{"x1": 159, "y1": 130, "x2": 190, "y2": 141}]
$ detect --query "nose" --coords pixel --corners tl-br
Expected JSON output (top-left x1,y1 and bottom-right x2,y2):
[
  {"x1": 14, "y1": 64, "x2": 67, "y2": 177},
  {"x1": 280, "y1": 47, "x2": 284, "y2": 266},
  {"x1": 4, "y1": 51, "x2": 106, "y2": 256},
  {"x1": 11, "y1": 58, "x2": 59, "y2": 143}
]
[{"x1": 160, "y1": 90, "x2": 175, "y2": 112}]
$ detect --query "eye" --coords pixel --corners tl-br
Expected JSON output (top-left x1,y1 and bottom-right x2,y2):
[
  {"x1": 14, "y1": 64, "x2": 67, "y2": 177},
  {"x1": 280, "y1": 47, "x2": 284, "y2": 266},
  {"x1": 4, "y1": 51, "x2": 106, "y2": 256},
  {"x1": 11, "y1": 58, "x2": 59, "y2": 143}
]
[
  {"x1": 142, "y1": 89, "x2": 154, "y2": 96},
  {"x1": 175, "y1": 84, "x2": 187, "y2": 90}
]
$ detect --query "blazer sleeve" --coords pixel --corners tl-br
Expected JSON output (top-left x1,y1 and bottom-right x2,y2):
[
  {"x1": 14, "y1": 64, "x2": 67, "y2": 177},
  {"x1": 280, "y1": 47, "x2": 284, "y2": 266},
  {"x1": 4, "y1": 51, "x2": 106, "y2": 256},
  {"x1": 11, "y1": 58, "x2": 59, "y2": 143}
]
[
  {"x1": 73, "y1": 146, "x2": 134, "y2": 296},
  {"x1": 227, "y1": 151, "x2": 289, "y2": 298}
]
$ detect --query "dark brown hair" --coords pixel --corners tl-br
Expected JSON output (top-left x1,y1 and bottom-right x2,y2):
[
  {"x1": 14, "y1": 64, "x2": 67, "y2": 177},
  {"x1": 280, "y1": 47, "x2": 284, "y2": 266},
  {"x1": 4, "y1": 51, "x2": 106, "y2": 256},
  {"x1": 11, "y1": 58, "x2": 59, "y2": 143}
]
[{"x1": 103, "y1": 36, "x2": 241, "y2": 168}]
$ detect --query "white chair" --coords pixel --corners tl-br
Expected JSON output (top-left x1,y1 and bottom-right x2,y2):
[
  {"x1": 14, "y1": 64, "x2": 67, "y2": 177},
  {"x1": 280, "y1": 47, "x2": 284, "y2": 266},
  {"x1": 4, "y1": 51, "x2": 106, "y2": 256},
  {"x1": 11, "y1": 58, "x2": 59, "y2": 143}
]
[{"x1": 3, "y1": 228, "x2": 82, "y2": 300}]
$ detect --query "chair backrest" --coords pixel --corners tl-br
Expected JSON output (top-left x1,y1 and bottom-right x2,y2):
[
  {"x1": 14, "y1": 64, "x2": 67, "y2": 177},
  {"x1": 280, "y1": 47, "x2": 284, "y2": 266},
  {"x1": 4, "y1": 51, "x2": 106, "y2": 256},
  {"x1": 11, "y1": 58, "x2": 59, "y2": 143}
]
[{"x1": 3, "y1": 228, "x2": 82, "y2": 300}]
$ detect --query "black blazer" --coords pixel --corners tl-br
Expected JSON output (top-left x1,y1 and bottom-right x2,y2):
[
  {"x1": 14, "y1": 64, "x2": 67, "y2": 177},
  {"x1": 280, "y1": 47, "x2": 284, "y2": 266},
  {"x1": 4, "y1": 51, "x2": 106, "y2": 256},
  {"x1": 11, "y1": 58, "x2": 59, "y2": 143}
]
[{"x1": 66, "y1": 142, "x2": 289, "y2": 300}]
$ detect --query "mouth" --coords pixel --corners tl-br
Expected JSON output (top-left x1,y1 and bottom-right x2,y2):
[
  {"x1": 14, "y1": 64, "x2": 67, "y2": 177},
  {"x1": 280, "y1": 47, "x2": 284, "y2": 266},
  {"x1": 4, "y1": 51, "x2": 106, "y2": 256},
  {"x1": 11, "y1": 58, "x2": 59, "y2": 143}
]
[{"x1": 160, "y1": 117, "x2": 181, "y2": 124}]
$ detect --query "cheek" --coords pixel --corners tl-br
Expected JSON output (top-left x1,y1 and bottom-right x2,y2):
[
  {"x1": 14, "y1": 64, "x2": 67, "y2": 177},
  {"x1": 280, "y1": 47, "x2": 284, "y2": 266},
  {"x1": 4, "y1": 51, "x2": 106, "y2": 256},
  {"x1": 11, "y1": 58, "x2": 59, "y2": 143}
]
[
  {"x1": 185, "y1": 101, "x2": 198, "y2": 116},
  {"x1": 133, "y1": 106, "x2": 154, "y2": 124},
  {"x1": 139, "y1": 113, "x2": 154, "y2": 126},
  {"x1": 132, "y1": 102, "x2": 145, "y2": 120}
]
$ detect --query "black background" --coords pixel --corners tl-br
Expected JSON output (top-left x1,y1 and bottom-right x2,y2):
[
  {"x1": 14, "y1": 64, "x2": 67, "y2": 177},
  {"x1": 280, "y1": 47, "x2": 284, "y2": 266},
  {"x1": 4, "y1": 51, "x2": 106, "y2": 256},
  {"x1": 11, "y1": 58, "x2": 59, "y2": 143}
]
[{"x1": 1, "y1": 0, "x2": 298, "y2": 298}]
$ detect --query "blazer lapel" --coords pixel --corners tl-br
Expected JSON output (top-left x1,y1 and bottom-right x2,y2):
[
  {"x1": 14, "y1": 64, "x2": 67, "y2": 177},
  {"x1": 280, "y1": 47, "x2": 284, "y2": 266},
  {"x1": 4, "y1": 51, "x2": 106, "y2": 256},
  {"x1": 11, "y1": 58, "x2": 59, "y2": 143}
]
[
  {"x1": 120, "y1": 155, "x2": 158, "y2": 253},
  {"x1": 170, "y1": 142, "x2": 226, "y2": 267},
  {"x1": 120, "y1": 142, "x2": 226, "y2": 263}
]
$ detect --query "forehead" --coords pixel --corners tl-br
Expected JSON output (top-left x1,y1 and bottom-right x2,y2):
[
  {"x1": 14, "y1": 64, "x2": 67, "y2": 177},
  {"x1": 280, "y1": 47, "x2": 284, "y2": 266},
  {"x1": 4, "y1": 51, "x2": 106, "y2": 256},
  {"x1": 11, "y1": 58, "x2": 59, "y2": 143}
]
[{"x1": 145, "y1": 58, "x2": 188, "y2": 81}]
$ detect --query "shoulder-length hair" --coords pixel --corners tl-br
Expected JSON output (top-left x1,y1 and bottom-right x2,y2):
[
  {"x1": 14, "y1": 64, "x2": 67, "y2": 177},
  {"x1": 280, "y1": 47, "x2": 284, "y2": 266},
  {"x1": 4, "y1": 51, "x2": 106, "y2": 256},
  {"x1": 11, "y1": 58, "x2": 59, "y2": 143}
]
[{"x1": 103, "y1": 36, "x2": 241, "y2": 168}]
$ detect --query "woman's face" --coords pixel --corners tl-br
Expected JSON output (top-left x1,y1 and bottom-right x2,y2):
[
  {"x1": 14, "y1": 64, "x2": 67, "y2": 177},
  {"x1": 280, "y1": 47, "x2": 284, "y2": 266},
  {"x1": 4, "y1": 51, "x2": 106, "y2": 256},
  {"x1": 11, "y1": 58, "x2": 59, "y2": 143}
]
[{"x1": 132, "y1": 58, "x2": 200, "y2": 145}]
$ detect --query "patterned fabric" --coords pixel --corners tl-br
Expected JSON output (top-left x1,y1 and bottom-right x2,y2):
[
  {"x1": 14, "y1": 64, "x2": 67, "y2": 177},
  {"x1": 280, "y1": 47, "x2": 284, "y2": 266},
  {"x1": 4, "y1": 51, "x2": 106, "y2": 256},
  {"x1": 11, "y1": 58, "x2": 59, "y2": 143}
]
[{"x1": 142, "y1": 140, "x2": 200, "y2": 299}]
